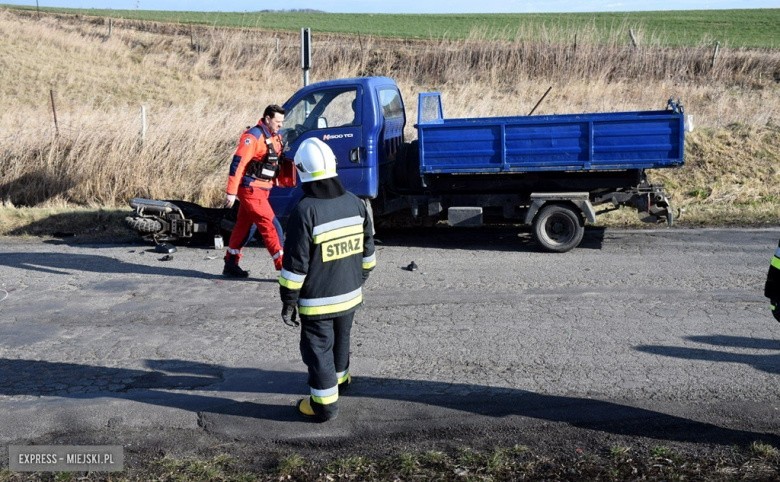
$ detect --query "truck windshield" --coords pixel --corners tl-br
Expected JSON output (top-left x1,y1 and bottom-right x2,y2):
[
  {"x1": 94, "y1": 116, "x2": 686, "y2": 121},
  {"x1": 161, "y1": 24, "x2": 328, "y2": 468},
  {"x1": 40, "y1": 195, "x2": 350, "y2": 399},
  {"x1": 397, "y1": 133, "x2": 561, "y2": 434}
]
[{"x1": 283, "y1": 88, "x2": 358, "y2": 145}]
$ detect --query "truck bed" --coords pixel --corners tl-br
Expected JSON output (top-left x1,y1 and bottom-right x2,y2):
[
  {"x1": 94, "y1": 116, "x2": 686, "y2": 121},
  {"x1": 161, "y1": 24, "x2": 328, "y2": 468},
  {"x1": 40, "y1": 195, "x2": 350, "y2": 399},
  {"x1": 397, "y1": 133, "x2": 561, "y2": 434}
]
[{"x1": 416, "y1": 93, "x2": 685, "y2": 175}]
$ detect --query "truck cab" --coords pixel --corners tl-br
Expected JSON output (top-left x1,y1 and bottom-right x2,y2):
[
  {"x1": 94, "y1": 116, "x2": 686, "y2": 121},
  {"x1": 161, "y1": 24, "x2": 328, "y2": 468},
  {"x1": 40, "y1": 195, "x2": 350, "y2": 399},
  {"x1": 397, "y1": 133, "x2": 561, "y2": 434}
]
[{"x1": 270, "y1": 76, "x2": 405, "y2": 221}]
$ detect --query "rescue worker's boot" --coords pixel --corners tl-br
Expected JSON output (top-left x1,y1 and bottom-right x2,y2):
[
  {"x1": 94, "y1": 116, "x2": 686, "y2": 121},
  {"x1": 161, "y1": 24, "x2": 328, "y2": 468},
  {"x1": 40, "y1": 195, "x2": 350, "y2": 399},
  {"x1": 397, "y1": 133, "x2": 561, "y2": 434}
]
[
  {"x1": 297, "y1": 397, "x2": 338, "y2": 422},
  {"x1": 223, "y1": 253, "x2": 249, "y2": 278}
]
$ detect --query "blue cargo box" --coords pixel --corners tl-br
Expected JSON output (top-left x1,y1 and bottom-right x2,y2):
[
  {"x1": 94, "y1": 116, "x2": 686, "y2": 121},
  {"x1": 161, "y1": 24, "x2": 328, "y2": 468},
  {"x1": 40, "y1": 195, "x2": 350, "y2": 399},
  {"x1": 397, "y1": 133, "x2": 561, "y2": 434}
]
[{"x1": 416, "y1": 92, "x2": 685, "y2": 174}]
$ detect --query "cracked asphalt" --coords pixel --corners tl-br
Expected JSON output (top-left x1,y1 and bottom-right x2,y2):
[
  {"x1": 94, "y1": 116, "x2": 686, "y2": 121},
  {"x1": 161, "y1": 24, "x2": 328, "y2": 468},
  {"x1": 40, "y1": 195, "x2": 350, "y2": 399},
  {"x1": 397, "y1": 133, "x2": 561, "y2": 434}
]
[{"x1": 1, "y1": 226, "x2": 779, "y2": 468}]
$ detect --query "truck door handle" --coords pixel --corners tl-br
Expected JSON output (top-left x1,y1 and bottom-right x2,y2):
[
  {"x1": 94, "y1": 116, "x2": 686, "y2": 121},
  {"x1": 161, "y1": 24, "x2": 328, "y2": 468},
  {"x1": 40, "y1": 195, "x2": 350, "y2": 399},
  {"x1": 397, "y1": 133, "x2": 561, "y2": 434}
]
[{"x1": 349, "y1": 147, "x2": 362, "y2": 163}]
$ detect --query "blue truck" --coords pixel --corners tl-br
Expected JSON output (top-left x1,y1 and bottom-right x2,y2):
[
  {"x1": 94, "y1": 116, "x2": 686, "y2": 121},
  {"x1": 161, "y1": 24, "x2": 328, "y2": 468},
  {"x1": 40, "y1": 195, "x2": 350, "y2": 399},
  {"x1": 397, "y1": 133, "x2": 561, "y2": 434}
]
[
  {"x1": 127, "y1": 76, "x2": 686, "y2": 252},
  {"x1": 270, "y1": 76, "x2": 686, "y2": 252}
]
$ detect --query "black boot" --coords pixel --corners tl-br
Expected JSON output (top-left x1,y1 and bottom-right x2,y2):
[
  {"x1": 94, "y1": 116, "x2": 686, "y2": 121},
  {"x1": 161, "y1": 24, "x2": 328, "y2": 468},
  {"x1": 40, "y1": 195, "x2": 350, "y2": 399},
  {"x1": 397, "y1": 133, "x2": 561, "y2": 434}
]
[
  {"x1": 223, "y1": 254, "x2": 249, "y2": 278},
  {"x1": 297, "y1": 397, "x2": 338, "y2": 422}
]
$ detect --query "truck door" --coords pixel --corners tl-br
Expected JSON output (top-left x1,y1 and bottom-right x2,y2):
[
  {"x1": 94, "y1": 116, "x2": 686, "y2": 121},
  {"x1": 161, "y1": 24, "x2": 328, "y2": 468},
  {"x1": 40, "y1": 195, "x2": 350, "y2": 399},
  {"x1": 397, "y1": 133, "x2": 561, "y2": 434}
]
[
  {"x1": 376, "y1": 86, "x2": 405, "y2": 189},
  {"x1": 281, "y1": 86, "x2": 364, "y2": 193}
]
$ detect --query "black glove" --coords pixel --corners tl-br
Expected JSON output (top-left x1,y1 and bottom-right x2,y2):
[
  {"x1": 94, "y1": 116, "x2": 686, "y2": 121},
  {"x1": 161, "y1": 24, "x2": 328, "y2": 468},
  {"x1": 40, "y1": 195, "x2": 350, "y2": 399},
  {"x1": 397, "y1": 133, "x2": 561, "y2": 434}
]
[
  {"x1": 281, "y1": 303, "x2": 299, "y2": 327},
  {"x1": 772, "y1": 300, "x2": 780, "y2": 323},
  {"x1": 362, "y1": 269, "x2": 371, "y2": 283}
]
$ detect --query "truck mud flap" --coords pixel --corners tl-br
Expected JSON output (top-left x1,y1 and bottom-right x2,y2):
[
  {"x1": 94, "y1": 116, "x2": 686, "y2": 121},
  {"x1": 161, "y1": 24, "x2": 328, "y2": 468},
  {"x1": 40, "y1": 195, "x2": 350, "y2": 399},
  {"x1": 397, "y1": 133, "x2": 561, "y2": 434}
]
[{"x1": 524, "y1": 192, "x2": 595, "y2": 226}]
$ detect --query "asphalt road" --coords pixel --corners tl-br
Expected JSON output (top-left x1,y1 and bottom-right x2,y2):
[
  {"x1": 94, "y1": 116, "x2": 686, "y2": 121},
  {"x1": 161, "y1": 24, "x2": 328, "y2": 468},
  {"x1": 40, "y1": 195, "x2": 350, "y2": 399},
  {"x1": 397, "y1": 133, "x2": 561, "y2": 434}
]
[{"x1": 1, "y1": 226, "x2": 779, "y2": 469}]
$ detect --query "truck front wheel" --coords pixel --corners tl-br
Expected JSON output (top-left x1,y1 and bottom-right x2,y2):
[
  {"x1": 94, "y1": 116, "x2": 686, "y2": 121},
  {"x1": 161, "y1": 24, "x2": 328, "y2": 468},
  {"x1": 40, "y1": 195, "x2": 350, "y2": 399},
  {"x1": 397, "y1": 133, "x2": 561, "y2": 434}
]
[{"x1": 532, "y1": 204, "x2": 584, "y2": 253}]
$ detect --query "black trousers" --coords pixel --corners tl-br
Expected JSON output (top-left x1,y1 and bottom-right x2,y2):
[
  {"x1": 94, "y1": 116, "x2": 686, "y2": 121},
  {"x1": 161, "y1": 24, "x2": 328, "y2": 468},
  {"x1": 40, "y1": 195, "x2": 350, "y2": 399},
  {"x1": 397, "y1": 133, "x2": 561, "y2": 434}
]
[{"x1": 300, "y1": 311, "x2": 354, "y2": 401}]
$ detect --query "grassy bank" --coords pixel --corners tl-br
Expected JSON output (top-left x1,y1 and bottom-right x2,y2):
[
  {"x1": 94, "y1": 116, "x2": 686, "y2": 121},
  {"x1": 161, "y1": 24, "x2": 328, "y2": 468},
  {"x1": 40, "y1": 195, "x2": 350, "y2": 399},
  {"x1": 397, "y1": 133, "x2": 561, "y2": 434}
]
[
  {"x1": 0, "y1": 7, "x2": 778, "y2": 235},
  {"x1": 1, "y1": 440, "x2": 779, "y2": 481}
]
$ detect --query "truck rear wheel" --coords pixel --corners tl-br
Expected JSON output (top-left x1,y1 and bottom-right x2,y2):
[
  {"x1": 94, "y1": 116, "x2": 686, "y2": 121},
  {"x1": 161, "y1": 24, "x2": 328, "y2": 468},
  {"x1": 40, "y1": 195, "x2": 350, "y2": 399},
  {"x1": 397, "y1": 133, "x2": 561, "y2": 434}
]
[{"x1": 532, "y1": 204, "x2": 584, "y2": 253}]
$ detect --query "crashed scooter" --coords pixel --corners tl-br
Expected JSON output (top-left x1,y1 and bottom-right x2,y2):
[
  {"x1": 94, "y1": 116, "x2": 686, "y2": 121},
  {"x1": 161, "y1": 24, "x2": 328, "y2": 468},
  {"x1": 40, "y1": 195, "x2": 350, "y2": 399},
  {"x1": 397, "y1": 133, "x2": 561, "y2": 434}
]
[{"x1": 124, "y1": 198, "x2": 237, "y2": 246}]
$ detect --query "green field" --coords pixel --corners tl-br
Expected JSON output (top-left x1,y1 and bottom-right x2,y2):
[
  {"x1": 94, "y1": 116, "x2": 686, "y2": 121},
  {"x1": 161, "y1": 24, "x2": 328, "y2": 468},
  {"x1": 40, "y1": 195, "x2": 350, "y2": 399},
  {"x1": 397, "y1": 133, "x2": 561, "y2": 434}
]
[{"x1": 2, "y1": 5, "x2": 779, "y2": 48}]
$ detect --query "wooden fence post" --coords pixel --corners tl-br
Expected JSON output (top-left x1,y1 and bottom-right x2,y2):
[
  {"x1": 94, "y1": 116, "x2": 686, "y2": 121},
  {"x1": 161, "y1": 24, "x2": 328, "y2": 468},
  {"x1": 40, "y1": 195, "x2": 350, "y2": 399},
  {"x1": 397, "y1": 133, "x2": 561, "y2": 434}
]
[
  {"x1": 358, "y1": 32, "x2": 364, "y2": 73},
  {"x1": 49, "y1": 89, "x2": 59, "y2": 136},
  {"x1": 140, "y1": 105, "x2": 147, "y2": 143},
  {"x1": 628, "y1": 29, "x2": 638, "y2": 48},
  {"x1": 711, "y1": 41, "x2": 720, "y2": 69}
]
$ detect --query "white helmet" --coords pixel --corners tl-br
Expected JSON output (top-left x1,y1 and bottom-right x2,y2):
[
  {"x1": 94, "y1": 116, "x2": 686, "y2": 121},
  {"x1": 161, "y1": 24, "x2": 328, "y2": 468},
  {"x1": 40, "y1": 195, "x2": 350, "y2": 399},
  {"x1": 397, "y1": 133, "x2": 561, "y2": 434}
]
[{"x1": 294, "y1": 138, "x2": 338, "y2": 183}]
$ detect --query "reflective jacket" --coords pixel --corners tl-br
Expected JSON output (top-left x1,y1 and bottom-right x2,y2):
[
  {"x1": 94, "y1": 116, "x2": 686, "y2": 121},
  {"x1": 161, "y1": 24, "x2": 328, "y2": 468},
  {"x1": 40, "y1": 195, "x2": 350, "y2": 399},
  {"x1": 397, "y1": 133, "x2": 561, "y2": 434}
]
[
  {"x1": 279, "y1": 188, "x2": 376, "y2": 320},
  {"x1": 226, "y1": 122, "x2": 284, "y2": 195}
]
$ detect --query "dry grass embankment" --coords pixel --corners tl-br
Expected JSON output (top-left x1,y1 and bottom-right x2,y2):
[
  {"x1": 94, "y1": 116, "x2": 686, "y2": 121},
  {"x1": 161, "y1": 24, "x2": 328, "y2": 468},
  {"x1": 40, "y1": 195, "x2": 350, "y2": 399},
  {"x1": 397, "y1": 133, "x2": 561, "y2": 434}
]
[{"x1": 0, "y1": 9, "x2": 778, "y2": 235}]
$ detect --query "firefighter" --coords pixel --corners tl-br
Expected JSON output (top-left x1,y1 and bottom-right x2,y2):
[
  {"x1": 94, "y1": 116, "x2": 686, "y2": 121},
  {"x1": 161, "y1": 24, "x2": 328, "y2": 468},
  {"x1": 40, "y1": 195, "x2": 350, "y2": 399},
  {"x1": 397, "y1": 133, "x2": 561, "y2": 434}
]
[
  {"x1": 223, "y1": 104, "x2": 289, "y2": 277},
  {"x1": 278, "y1": 137, "x2": 376, "y2": 422},
  {"x1": 765, "y1": 239, "x2": 780, "y2": 322}
]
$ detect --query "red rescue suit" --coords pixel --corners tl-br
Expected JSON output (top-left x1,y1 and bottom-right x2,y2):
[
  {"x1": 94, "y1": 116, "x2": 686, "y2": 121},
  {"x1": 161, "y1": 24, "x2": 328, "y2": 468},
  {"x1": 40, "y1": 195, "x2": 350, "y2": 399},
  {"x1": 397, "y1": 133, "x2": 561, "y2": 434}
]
[{"x1": 225, "y1": 122, "x2": 285, "y2": 268}]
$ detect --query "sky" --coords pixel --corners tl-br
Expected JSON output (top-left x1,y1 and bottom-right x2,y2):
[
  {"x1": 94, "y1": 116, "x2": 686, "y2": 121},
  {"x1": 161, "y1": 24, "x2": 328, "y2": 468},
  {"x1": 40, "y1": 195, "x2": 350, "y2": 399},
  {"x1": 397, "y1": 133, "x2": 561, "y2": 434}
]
[{"x1": 2, "y1": 0, "x2": 778, "y2": 14}]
